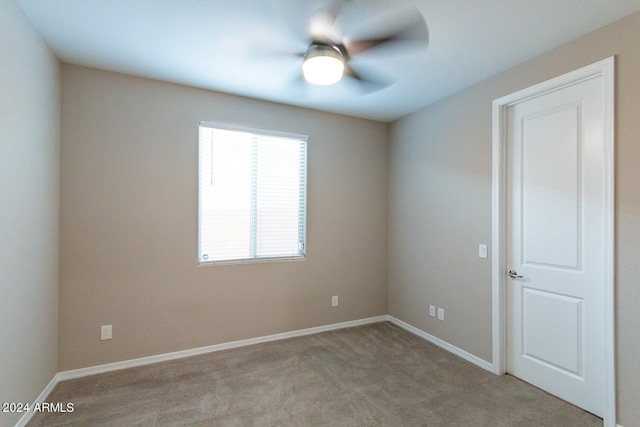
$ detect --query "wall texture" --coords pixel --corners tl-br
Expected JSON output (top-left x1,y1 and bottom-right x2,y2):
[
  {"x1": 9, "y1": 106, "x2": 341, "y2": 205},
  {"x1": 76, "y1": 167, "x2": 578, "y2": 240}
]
[
  {"x1": 388, "y1": 11, "x2": 640, "y2": 425},
  {"x1": 0, "y1": 1, "x2": 60, "y2": 426},
  {"x1": 59, "y1": 65, "x2": 388, "y2": 371}
]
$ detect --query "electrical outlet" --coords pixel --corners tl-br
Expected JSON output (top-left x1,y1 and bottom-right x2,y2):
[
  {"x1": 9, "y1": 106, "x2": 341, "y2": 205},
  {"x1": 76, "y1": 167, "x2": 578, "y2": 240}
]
[
  {"x1": 332, "y1": 295, "x2": 339, "y2": 307},
  {"x1": 101, "y1": 325, "x2": 112, "y2": 341},
  {"x1": 429, "y1": 305, "x2": 436, "y2": 317},
  {"x1": 437, "y1": 308, "x2": 445, "y2": 321}
]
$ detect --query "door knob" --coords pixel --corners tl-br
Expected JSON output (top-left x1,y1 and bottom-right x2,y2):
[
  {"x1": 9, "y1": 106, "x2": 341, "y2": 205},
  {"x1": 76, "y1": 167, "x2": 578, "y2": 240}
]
[{"x1": 508, "y1": 270, "x2": 524, "y2": 279}]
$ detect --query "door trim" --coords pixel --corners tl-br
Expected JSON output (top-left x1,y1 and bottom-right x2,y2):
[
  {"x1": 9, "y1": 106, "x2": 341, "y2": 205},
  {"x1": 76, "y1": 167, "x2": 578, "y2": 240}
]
[{"x1": 491, "y1": 57, "x2": 615, "y2": 425}]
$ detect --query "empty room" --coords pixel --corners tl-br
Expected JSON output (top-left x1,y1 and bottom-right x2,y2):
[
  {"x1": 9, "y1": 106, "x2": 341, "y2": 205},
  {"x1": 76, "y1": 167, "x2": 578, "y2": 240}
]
[{"x1": 2, "y1": 0, "x2": 639, "y2": 426}]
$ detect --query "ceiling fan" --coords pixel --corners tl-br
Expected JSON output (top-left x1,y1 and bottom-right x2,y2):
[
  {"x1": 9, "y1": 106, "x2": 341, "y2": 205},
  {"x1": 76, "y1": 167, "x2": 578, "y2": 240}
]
[{"x1": 273, "y1": 0, "x2": 429, "y2": 93}]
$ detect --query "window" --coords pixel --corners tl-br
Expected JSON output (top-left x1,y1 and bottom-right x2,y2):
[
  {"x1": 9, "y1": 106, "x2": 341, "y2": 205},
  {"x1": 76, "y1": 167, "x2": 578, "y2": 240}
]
[{"x1": 198, "y1": 122, "x2": 307, "y2": 264}]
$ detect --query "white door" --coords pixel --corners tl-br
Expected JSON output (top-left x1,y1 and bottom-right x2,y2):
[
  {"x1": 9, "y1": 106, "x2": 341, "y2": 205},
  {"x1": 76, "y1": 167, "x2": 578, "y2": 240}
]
[{"x1": 506, "y1": 71, "x2": 609, "y2": 416}]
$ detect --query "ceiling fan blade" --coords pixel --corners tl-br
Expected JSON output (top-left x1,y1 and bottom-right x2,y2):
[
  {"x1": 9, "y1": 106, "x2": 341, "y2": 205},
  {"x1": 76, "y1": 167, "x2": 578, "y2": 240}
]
[
  {"x1": 344, "y1": 6, "x2": 428, "y2": 56},
  {"x1": 251, "y1": 48, "x2": 304, "y2": 61},
  {"x1": 270, "y1": 0, "x2": 348, "y2": 44},
  {"x1": 308, "y1": 0, "x2": 348, "y2": 43},
  {"x1": 342, "y1": 63, "x2": 394, "y2": 95}
]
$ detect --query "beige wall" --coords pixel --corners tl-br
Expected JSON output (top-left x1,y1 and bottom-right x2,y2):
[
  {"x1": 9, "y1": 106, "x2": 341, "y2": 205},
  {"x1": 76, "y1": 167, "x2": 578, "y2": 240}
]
[
  {"x1": 0, "y1": 1, "x2": 60, "y2": 426},
  {"x1": 59, "y1": 65, "x2": 388, "y2": 371},
  {"x1": 389, "y1": 12, "x2": 640, "y2": 425}
]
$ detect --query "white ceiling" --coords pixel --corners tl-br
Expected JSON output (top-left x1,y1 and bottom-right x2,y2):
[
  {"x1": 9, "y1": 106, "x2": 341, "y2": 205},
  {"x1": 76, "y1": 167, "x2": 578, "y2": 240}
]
[{"x1": 14, "y1": 0, "x2": 640, "y2": 122}]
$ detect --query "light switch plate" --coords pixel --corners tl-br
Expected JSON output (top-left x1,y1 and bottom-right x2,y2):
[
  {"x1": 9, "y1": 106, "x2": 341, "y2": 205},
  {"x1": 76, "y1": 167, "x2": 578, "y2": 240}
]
[{"x1": 478, "y1": 244, "x2": 488, "y2": 259}]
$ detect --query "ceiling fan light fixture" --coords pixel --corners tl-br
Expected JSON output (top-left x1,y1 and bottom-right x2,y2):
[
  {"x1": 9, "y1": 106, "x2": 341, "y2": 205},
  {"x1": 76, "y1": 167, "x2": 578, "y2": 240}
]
[{"x1": 302, "y1": 43, "x2": 345, "y2": 85}]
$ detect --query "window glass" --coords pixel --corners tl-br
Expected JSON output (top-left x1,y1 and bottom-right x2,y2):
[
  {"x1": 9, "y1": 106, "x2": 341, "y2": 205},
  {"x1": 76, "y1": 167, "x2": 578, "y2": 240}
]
[{"x1": 198, "y1": 123, "x2": 307, "y2": 264}]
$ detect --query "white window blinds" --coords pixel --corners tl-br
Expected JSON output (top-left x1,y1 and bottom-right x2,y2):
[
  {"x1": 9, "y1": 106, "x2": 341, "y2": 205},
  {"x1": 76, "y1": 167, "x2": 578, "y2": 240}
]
[{"x1": 198, "y1": 122, "x2": 307, "y2": 264}]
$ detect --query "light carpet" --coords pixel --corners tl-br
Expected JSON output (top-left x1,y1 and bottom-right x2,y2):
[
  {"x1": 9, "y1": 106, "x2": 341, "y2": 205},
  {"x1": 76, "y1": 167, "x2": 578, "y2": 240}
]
[{"x1": 27, "y1": 322, "x2": 601, "y2": 426}]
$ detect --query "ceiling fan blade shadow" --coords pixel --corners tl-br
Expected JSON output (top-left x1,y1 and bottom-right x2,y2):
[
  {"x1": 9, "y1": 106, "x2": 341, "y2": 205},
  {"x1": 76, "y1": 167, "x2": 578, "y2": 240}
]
[{"x1": 345, "y1": 7, "x2": 429, "y2": 56}]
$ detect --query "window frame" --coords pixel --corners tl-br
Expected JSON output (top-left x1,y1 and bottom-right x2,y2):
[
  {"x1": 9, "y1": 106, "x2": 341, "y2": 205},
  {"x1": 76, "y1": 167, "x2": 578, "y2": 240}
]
[{"x1": 197, "y1": 121, "x2": 308, "y2": 266}]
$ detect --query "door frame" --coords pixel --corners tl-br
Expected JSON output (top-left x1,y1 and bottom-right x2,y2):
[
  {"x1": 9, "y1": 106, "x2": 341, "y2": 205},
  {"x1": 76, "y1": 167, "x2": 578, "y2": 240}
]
[{"x1": 490, "y1": 57, "x2": 615, "y2": 425}]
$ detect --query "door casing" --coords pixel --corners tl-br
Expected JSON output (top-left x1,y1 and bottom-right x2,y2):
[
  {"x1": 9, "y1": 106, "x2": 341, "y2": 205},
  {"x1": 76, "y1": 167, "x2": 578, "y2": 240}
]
[{"x1": 491, "y1": 57, "x2": 615, "y2": 426}]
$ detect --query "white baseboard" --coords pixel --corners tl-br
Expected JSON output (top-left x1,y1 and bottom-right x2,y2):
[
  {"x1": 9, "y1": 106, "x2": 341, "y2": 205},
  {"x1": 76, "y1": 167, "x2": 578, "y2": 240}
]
[
  {"x1": 14, "y1": 374, "x2": 60, "y2": 427},
  {"x1": 19, "y1": 314, "x2": 500, "y2": 427},
  {"x1": 57, "y1": 315, "x2": 388, "y2": 381},
  {"x1": 387, "y1": 315, "x2": 495, "y2": 372}
]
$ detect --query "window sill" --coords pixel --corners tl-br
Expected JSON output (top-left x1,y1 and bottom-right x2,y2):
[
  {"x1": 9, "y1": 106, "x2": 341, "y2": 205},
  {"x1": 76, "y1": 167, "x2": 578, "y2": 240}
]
[{"x1": 198, "y1": 255, "x2": 306, "y2": 267}]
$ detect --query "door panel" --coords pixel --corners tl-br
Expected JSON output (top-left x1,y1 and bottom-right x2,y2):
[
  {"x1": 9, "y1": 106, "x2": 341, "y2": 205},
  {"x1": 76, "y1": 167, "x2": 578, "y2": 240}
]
[
  {"x1": 521, "y1": 104, "x2": 581, "y2": 269},
  {"x1": 522, "y1": 288, "x2": 582, "y2": 376}
]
